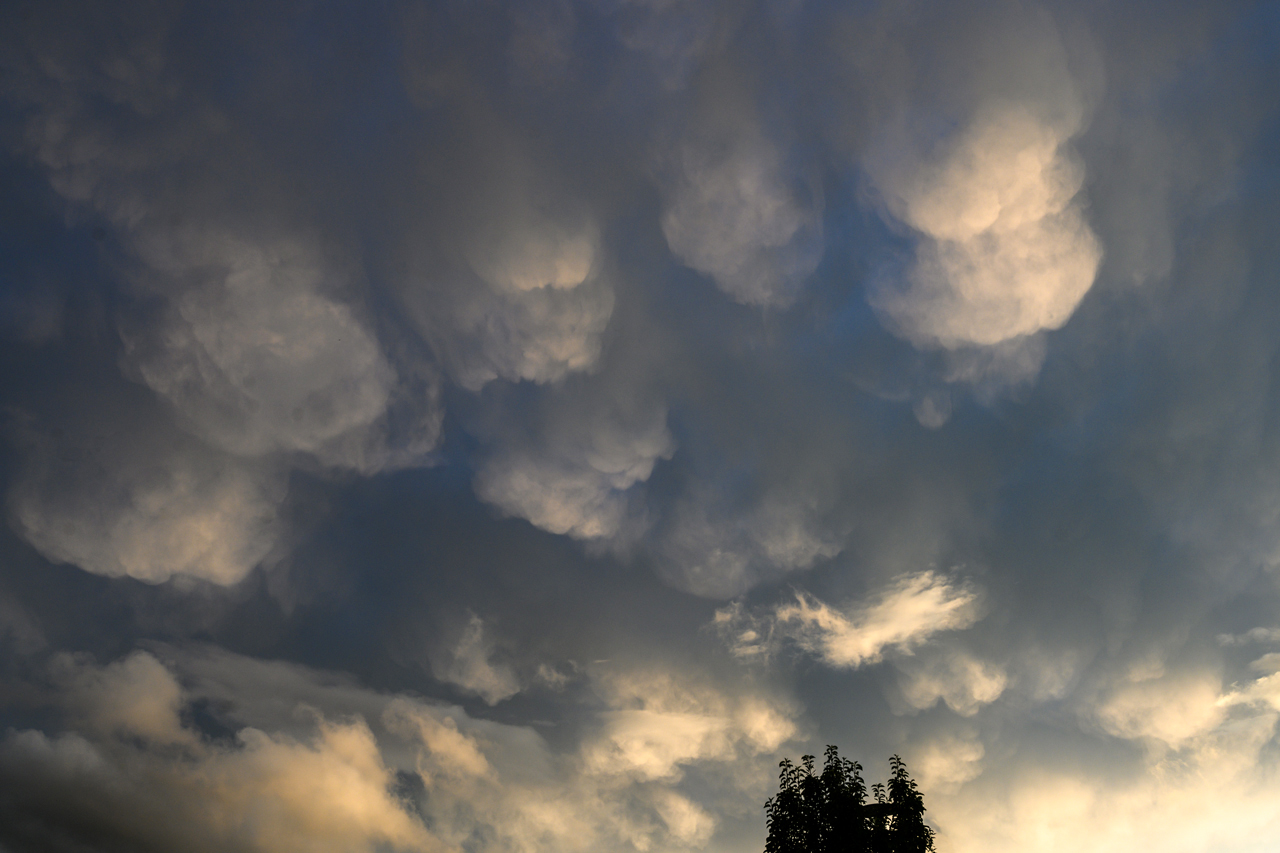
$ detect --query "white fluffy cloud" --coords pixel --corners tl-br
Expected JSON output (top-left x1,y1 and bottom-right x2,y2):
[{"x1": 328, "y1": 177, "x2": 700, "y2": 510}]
[{"x1": 868, "y1": 104, "x2": 1101, "y2": 351}]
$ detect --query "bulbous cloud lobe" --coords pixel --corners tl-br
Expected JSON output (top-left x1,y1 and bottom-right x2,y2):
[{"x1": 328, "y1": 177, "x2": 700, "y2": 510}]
[
  {"x1": 661, "y1": 132, "x2": 823, "y2": 308},
  {"x1": 868, "y1": 104, "x2": 1101, "y2": 350},
  {"x1": 8, "y1": 410, "x2": 286, "y2": 585},
  {"x1": 125, "y1": 231, "x2": 401, "y2": 466}
]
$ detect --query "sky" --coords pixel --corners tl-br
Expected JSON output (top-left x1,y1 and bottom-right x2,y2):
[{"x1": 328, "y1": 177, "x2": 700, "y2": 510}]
[{"x1": 0, "y1": 1, "x2": 1279, "y2": 851}]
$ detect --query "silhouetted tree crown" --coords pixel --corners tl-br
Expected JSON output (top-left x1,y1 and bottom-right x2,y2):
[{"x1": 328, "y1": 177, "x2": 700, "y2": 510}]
[{"x1": 764, "y1": 747, "x2": 935, "y2": 853}]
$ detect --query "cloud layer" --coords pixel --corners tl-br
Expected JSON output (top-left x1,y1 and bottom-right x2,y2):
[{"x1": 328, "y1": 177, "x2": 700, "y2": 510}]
[{"x1": 1, "y1": 2, "x2": 1279, "y2": 853}]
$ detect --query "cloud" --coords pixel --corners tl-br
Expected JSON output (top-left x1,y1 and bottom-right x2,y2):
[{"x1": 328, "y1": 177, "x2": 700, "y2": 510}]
[
  {"x1": 430, "y1": 613, "x2": 521, "y2": 705},
  {"x1": 584, "y1": 669, "x2": 796, "y2": 782},
  {"x1": 853, "y1": 4, "x2": 1105, "y2": 408},
  {"x1": 391, "y1": 107, "x2": 616, "y2": 391},
  {"x1": 1091, "y1": 666, "x2": 1228, "y2": 748},
  {"x1": 0, "y1": 656, "x2": 439, "y2": 853},
  {"x1": 894, "y1": 647, "x2": 1008, "y2": 716},
  {"x1": 8, "y1": 409, "x2": 287, "y2": 585},
  {"x1": 661, "y1": 130, "x2": 823, "y2": 307},
  {"x1": 473, "y1": 393, "x2": 673, "y2": 541},
  {"x1": 0, "y1": 648, "x2": 799, "y2": 853},
  {"x1": 5, "y1": 2, "x2": 442, "y2": 476},
  {"x1": 609, "y1": 0, "x2": 716, "y2": 92},
  {"x1": 928, "y1": 654, "x2": 1280, "y2": 853},
  {"x1": 719, "y1": 571, "x2": 981, "y2": 669},
  {"x1": 122, "y1": 230, "x2": 423, "y2": 469},
  {"x1": 1218, "y1": 627, "x2": 1280, "y2": 647},
  {"x1": 911, "y1": 730, "x2": 985, "y2": 793},
  {"x1": 657, "y1": 488, "x2": 844, "y2": 598},
  {"x1": 54, "y1": 650, "x2": 196, "y2": 746},
  {"x1": 868, "y1": 104, "x2": 1100, "y2": 351},
  {"x1": 3, "y1": 3, "x2": 1280, "y2": 853}
]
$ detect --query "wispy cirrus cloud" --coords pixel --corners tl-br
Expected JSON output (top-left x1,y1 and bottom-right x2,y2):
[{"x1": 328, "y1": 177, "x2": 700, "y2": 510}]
[{"x1": 715, "y1": 570, "x2": 982, "y2": 669}]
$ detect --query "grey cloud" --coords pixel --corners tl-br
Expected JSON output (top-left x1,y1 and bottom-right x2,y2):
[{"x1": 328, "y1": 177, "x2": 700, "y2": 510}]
[
  {"x1": 610, "y1": 0, "x2": 717, "y2": 92},
  {"x1": 0, "y1": 646, "x2": 801, "y2": 853},
  {"x1": 661, "y1": 130, "x2": 823, "y2": 308},
  {"x1": 8, "y1": 408, "x2": 287, "y2": 585},
  {"x1": 122, "y1": 230, "x2": 414, "y2": 467},
  {"x1": 3, "y1": 2, "x2": 1280, "y2": 852},
  {"x1": 473, "y1": 398, "x2": 673, "y2": 541},
  {"x1": 6, "y1": 0, "x2": 443, "y2": 476},
  {"x1": 656, "y1": 486, "x2": 843, "y2": 598},
  {"x1": 429, "y1": 613, "x2": 521, "y2": 705},
  {"x1": 398, "y1": 195, "x2": 614, "y2": 391}
]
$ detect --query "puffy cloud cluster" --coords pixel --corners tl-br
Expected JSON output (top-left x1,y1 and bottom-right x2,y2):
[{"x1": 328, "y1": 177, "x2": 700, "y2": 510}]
[
  {"x1": 397, "y1": 184, "x2": 615, "y2": 391},
  {"x1": 868, "y1": 104, "x2": 1101, "y2": 351},
  {"x1": 0, "y1": 648, "x2": 799, "y2": 853},
  {"x1": 0, "y1": 1, "x2": 443, "y2": 585},
  {"x1": 923, "y1": 647, "x2": 1280, "y2": 853},
  {"x1": 0, "y1": 652, "x2": 439, "y2": 853},
  {"x1": 123, "y1": 229, "x2": 426, "y2": 471},
  {"x1": 3, "y1": 3, "x2": 1280, "y2": 853}
]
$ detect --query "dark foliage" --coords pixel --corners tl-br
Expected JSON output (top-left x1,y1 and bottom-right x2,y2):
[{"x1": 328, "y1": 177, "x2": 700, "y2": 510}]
[{"x1": 764, "y1": 747, "x2": 935, "y2": 853}]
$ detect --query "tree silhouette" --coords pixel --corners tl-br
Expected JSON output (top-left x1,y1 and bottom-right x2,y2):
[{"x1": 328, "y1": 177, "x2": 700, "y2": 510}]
[{"x1": 764, "y1": 747, "x2": 934, "y2": 853}]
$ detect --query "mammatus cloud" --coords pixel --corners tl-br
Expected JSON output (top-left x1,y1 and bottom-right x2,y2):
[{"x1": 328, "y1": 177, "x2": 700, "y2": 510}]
[
  {"x1": 8, "y1": 412, "x2": 287, "y2": 585},
  {"x1": 715, "y1": 570, "x2": 981, "y2": 667},
  {"x1": 473, "y1": 402, "x2": 673, "y2": 541},
  {"x1": 401, "y1": 222, "x2": 615, "y2": 392},
  {"x1": 393, "y1": 113, "x2": 616, "y2": 392},
  {"x1": 858, "y1": 6, "x2": 1104, "y2": 414},
  {"x1": 893, "y1": 647, "x2": 1008, "y2": 717},
  {"x1": 2, "y1": 3, "x2": 1279, "y2": 853},
  {"x1": 868, "y1": 103, "x2": 1100, "y2": 352},
  {"x1": 123, "y1": 229, "x2": 425, "y2": 471},
  {"x1": 910, "y1": 729, "x2": 986, "y2": 794},
  {"x1": 658, "y1": 488, "x2": 843, "y2": 598},
  {"x1": 661, "y1": 130, "x2": 823, "y2": 308},
  {"x1": 1218, "y1": 627, "x2": 1280, "y2": 647}
]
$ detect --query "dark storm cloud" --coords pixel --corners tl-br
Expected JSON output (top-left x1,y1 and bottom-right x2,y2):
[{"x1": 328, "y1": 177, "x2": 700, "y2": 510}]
[{"x1": 1, "y1": 1, "x2": 1280, "y2": 852}]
